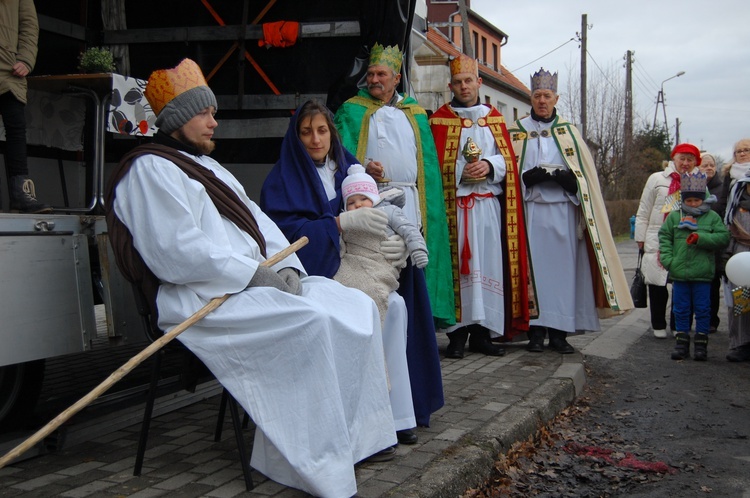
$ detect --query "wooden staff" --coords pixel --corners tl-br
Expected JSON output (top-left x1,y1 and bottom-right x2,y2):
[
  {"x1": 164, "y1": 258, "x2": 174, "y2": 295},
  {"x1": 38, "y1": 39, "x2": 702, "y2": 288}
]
[{"x1": 0, "y1": 236, "x2": 308, "y2": 469}]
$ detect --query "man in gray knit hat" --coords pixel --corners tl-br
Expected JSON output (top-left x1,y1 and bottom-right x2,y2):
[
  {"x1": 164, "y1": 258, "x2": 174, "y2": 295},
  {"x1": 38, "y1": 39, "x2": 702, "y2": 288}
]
[{"x1": 142, "y1": 58, "x2": 219, "y2": 154}]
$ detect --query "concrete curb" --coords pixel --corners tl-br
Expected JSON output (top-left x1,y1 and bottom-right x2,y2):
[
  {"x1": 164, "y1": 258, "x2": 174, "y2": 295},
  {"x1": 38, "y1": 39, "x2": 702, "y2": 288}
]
[{"x1": 390, "y1": 362, "x2": 584, "y2": 497}]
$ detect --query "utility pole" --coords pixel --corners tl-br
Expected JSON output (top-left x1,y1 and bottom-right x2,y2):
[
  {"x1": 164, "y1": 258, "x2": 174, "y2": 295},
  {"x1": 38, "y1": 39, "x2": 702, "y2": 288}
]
[
  {"x1": 653, "y1": 71, "x2": 685, "y2": 146},
  {"x1": 675, "y1": 118, "x2": 681, "y2": 145},
  {"x1": 580, "y1": 14, "x2": 588, "y2": 140},
  {"x1": 457, "y1": 0, "x2": 473, "y2": 57},
  {"x1": 624, "y1": 50, "x2": 633, "y2": 155},
  {"x1": 622, "y1": 50, "x2": 633, "y2": 199}
]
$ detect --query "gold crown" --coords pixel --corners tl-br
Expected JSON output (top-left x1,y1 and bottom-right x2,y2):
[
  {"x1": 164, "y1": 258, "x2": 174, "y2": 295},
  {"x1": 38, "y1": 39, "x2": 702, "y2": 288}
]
[
  {"x1": 145, "y1": 59, "x2": 209, "y2": 116},
  {"x1": 369, "y1": 43, "x2": 403, "y2": 74},
  {"x1": 450, "y1": 54, "x2": 478, "y2": 77},
  {"x1": 530, "y1": 67, "x2": 558, "y2": 93}
]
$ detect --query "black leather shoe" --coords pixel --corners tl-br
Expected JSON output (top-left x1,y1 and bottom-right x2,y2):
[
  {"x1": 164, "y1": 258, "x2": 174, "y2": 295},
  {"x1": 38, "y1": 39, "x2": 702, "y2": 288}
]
[
  {"x1": 364, "y1": 445, "x2": 396, "y2": 462},
  {"x1": 468, "y1": 328, "x2": 506, "y2": 356},
  {"x1": 396, "y1": 429, "x2": 418, "y2": 445},
  {"x1": 548, "y1": 329, "x2": 575, "y2": 354},
  {"x1": 445, "y1": 328, "x2": 469, "y2": 358},
  {"x1": 526, "y1": 327, "x2": 545, "y2": 353},
  {"x1": 726, "y1": 345, "x2": 750, "y2": 362}
]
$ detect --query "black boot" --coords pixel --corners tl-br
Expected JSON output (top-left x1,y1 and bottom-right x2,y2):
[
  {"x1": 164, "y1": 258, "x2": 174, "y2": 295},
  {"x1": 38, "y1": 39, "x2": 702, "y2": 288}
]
[
  {"x1": 693, "y1": 333, "x2": 708, "y2": 361},
  {"x1": 9, "y1": 176, "x2": 52, "y2": 213},
  {"x1": 526, "y1": 326, "x2": 546, "y2": 352},
  {"x1": 548, "y1": 329, "x2": 575, "y2": 354},
  {"x1": 468, "y1": 326, "x2": 505, "y2": 356},
  {"x1": 671, "y1": 332, "x2": 690, "y2": 360},
  {"x1": 445, "y1": 328, "x2": 469, "y2": 359}
]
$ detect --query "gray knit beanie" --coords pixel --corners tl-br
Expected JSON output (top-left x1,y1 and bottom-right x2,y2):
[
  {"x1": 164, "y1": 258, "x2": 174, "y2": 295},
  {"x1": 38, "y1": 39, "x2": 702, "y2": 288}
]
[{"x1": 154, "y1": 85, "x2": 218, "y2": 134}]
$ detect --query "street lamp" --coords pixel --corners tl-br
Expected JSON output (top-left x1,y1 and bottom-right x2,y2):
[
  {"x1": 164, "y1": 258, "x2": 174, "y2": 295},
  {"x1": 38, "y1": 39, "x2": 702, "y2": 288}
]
[{"x1": 652, "y1": 71, "x2": 686, "y2": 145}]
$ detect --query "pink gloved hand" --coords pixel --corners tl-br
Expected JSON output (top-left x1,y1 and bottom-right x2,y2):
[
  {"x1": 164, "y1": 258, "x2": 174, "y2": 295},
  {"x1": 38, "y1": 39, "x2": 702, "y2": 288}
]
[{"x1": 686, "y1": 233, "x2": 699, "y2": 245}]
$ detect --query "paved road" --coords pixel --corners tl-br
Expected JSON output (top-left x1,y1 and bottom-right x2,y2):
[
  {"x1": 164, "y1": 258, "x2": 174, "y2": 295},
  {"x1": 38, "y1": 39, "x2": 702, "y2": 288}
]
[{"x1": 0, "y1": 241, "x2": 692, "y2": 498}]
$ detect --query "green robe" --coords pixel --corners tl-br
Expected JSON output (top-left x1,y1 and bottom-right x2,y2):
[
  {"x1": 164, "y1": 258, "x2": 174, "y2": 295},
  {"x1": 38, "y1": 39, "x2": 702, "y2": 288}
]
[{"x1": 334, "y1": 90, "x2": 455, "y2": 327}]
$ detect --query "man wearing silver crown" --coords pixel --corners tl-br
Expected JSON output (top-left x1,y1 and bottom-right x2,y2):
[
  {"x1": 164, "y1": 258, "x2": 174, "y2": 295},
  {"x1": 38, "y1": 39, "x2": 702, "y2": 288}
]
[
  {"x1": 508, "y1": 68, "x2": 632, "y2": 353},
  {"x1": 429, "y1": 54, "x2": 535, "y2": 358}
]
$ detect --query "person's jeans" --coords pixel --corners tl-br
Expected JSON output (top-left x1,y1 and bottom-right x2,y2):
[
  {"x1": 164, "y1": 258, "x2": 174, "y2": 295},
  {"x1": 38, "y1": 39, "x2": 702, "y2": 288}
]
[
  {"x1": 672, "y1": 281, "x2": 711, "y2": 334},
  {"x1": 0, "y1": 92, "x2": 28, "y2": 177}
]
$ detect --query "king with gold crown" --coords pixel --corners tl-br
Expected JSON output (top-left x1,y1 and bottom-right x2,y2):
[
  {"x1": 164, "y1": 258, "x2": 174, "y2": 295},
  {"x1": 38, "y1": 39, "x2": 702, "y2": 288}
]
[
  {"x1": 507, "y1": 67, "x2": 633, "y2": 355},
  {"x1": 333, "y1": 44, "x2": 452, "y2": 428},
  {"x1": 429, "y1": 53, "x2": 534, "y2": 359}
]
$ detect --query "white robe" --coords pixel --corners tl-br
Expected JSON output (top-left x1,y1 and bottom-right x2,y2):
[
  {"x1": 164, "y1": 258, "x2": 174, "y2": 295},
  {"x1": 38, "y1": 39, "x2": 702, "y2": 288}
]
[
  {"x1": 113, "y1": 151, "x2": 397, "y2": 498},
  {"x1": 519, "y1": 115, "x2": 600, "y2": 333},
  {"x1": 364, "y1": 95, "x2": 421, "y2": 226},
  {"x1": 442, "y1": 103, "x2": 507, "y2": 337},
  {"x1": 315, "y1": 166, "x2": 416, "y2": 432}
]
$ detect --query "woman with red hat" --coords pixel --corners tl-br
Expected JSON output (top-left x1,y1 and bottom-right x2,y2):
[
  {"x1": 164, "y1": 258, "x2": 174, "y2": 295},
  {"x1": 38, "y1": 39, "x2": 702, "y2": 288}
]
[{"x1": 635, "y1": 143, "x2": 701, "y2": 338}]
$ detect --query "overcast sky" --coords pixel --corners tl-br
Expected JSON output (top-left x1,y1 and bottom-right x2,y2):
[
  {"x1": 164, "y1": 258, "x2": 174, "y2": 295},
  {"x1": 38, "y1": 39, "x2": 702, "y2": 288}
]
[{"x1": 470, "y1": 0, "x2": 749, "y2": 163}]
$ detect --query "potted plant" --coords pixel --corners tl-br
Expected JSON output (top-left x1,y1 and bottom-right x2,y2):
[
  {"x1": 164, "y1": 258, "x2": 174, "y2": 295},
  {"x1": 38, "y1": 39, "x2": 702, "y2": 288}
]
[{"x1": 77, "y1": 47, "x2": 117, "y2": 74}]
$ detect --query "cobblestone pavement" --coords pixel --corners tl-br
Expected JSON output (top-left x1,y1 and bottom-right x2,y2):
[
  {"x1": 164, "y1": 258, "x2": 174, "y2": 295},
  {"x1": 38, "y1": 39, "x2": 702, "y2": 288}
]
[{"x1": 0, "y1": 243, "x2": 642, "y2": 498}]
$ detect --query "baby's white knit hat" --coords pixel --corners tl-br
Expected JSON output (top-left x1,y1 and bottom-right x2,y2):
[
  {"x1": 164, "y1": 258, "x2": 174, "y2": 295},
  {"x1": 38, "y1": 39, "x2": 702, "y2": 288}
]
[{"x1": 341, "y1": 164, "x2": 380, "y2": 205}]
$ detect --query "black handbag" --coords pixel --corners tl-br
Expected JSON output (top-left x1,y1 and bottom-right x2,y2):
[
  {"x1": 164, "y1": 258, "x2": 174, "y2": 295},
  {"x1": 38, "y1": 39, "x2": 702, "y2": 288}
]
[{"x1": 630, "y1": 249, "x2": 648, "y2": 308}]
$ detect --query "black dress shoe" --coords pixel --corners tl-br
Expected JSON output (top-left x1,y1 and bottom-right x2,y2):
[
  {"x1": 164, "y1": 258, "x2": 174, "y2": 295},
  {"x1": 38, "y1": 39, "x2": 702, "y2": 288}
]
[
  {"x1": 364, "y1": 445, "x2": 396, "y2": 462},
  {"x1": 445, "y1": 328, "x2": 469, "y2": 358},
  {"x1": 726, "y1": 345, "x2": 750, "y2": 362},
  {"x1": 468, "y1": 328, "x2": 506, "y2": 356},
  {"x1": 526, "y1": 326, "x2": 545, "y2": 352},
  {"x1": 548, "y1": 329, "x2": 575, "y2": 354},
  {"x1": 396, "y1": 429, "x2": 418, "y2": 445}
]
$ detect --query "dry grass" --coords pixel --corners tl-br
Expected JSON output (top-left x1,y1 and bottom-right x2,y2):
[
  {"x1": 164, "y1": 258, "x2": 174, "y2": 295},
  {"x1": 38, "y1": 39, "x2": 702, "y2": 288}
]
[{"x1": 604, "y1": 199, "x2": 640, "y2": 238}]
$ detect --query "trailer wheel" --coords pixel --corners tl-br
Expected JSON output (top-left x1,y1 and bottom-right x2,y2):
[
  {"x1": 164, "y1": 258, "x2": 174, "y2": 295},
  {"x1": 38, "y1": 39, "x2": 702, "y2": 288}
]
[{"x1": 0, "y1": 360, "x2": 46, "y2": 429}]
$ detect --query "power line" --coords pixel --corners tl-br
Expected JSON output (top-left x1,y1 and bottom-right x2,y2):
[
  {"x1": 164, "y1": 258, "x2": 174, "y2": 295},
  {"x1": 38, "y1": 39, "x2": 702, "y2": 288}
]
[
  {"x1": 669, "y1": 103, "x2": 750, "y2": 113},
  {"x1": 510, "y1": 37, "x2": 577, "y2": 73},
  {"x1": 585, "y1": 49, "x2": 620, "y2": 92},
  {"x1": 631, "y1": 70, "x2": 655, "y2": 99},
  {"x1": 632, "y1": 59, "x2": 660, "y2": 92}
]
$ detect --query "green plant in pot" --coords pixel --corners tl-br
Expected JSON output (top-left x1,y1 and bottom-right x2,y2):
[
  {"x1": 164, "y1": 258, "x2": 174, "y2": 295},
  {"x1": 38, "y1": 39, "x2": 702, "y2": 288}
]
[{"x1": 78, "y1": 47, "x2": 117, "y2": 73}]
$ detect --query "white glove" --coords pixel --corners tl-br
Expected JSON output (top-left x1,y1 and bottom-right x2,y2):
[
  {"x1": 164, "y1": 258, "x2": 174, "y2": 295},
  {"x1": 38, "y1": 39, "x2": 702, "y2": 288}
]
[
  {"x1": 381, "y1": 234, "x2": 408, "y2": 268},
  {"x1": 278, "y1": 267, "x2": 302, "y2": 296},
  {"x1": 339, "y1": 207, "x2": 388, "y2": 235},
  {"x1": 411, "y1": 249, "x2": 429, "y2": 269}
]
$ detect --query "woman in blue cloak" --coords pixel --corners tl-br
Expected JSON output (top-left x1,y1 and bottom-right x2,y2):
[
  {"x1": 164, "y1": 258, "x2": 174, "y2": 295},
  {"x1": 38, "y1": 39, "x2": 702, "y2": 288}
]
[{"x1": 260, "y1": 100, "x2": 444, "y2": 432}]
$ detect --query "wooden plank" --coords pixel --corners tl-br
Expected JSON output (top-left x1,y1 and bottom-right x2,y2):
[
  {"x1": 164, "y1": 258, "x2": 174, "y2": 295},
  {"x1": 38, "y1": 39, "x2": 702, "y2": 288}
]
[
  {"x1": 213, "y1": 117, "x2": 289, "y2": 139},
  {"x1": 38, "y1": 14, "x2": 88, "y2": 42},
  {"x1": 102, "y1": 21, "x2": 359, "y2": 44},
  {"x1": 216, "y1": 94, "x2": 326, "y2": 110},
  {"x1": 299, "y1": 21, "x2": 360, "y2": 37}
]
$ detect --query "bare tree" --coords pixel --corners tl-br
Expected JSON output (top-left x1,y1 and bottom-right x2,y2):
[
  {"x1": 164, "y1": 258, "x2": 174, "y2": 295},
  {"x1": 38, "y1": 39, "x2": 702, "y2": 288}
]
[{"x1": 558, "y1": 62, "x2": 632, "y2": 199}]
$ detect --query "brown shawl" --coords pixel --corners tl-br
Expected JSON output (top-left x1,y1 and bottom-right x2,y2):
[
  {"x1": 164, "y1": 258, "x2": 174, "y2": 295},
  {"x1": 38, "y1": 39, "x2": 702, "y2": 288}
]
[{"x1": 104, "y1": 143, "x2": 267, "y2": 329}]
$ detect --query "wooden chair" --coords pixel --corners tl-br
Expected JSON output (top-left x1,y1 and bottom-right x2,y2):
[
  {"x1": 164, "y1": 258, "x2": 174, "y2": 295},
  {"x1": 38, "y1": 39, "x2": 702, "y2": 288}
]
[{"x1": 130, "y1": 284, "x2": 254, "y2": 490}]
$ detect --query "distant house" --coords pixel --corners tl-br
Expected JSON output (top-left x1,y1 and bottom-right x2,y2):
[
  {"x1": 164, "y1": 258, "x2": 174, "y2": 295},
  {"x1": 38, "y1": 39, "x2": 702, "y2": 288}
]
[{"x1": 410, "y1": 0, "x2": 530, "y2": 119}]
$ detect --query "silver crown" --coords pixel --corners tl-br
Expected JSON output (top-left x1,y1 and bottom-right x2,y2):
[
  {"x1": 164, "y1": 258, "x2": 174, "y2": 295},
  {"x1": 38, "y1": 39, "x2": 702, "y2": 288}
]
[
  {"x1": 680, "y1": 172, "x2": 708, "y2": 194},
  {"x1": 530, "y1": 68, "x2": 558, "y2": 93}
]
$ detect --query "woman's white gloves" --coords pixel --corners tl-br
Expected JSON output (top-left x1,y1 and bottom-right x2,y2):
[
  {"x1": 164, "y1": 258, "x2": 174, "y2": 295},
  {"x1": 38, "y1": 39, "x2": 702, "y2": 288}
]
[
  {"x1": 339, "y1": 207, "x2": 388, "y2": 235},
  {"x1": 381, "y1": 234, "x2": 408, "y2": 268}
]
